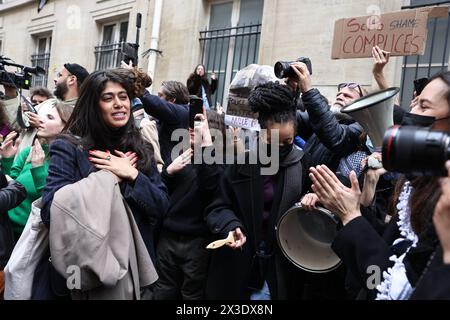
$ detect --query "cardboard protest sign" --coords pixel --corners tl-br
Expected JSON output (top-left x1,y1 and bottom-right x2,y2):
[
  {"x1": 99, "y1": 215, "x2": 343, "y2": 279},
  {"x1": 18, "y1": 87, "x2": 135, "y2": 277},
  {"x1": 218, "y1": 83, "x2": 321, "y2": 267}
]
[
  {"x1": 226, "y1": 64, "x2": 278, "y2": 122},
  {"x1": 225, "y1": 114, "x2": 261, "y2": 131},
  {"x1": 331, "y1": 6, "x2": 449, "y2": 59},
  {"x1": 227, "y1": 93, "x2": 256, "y2": 119}
]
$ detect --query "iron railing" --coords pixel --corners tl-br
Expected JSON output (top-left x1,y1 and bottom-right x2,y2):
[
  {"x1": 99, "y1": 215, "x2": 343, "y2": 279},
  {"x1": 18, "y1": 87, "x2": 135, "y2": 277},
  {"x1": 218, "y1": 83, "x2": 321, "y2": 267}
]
[
  {"x1": 199, "y1": 23, "x2": 262, "y2": 108},
  {"x1": 30, "y1": 52, "x2": 50, "y2": 87},
  {"x1": 399, "y1": 1, "x2": 450, "y2": 108},
  {"x1": 94, "y1": 42, "x2": 124, "y2": 71}
]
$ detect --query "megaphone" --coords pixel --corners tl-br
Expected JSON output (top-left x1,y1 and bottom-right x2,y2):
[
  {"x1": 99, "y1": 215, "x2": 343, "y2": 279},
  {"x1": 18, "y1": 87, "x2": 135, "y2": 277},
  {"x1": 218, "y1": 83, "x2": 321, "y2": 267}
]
[{"x1": 341, "y1": 87, "x2": 400, "y2": 149}]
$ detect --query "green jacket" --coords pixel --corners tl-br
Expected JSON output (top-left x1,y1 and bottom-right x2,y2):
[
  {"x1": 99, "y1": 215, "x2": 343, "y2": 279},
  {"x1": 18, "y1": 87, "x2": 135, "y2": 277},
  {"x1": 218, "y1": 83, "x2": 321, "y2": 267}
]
[{"x1": 1, "y1": 145, "x2": 49, "y2": 234}]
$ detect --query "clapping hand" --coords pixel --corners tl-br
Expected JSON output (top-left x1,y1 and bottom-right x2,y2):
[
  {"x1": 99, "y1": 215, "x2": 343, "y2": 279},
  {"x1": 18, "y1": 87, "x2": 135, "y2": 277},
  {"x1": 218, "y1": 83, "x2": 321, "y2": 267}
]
[{"x1": 309, "y1": 165, "x2": 362, "y2": 225}]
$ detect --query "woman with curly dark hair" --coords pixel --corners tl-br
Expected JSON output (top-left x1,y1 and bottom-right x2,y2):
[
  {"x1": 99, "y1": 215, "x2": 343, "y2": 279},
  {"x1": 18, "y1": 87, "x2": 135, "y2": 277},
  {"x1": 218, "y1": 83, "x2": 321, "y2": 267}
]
[{"x1": 205, "y1": 81, "x2": 308, "y2": 300}]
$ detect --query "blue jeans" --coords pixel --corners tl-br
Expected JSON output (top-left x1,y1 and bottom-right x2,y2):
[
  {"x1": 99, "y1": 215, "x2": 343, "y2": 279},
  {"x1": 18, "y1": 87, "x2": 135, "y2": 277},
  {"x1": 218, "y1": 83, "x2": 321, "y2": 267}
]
[{"x1": 250, "y1": 281, "x2": 271, "y2": 300}]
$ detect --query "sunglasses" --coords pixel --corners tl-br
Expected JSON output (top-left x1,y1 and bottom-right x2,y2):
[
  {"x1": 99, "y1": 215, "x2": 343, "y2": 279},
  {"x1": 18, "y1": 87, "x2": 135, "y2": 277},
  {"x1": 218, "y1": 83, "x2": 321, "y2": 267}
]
[{"x1": 338, "y1": 82, "x2": 363, "y2": 97}]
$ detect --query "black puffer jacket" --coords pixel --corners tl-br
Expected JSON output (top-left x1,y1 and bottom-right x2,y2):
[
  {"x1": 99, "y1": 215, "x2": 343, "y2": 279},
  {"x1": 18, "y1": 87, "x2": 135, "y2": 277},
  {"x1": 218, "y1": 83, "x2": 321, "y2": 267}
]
[
  {"x1": 1, "y1": 173, "x2": 27, "y2": 269},
  {"x1": 297, "y1": 88, "x2": 364, "y2": 176}
]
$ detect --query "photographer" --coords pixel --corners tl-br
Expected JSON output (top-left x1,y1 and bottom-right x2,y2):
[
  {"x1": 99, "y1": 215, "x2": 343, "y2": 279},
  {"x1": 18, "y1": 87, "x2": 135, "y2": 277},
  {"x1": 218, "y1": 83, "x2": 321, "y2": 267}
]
[
  {"x1": 289, "y1": 62, "x2": 364, "y2": 179},
  {"x1": 0, "y1": 84, "x2": 20, "y2": 130},
  {"x1": 310, "y1": 71, "x2": 450, "y2": 300},
  {"x1": 187, "y1": 64, "x2": 217, "y2": 110}
]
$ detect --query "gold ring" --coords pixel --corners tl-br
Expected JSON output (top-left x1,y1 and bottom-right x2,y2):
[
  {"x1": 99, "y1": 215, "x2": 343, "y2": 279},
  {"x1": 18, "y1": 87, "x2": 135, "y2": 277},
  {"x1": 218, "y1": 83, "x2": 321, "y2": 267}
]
[{"x1": 105, "y1": 155, "x2": 111, "y2": 161}]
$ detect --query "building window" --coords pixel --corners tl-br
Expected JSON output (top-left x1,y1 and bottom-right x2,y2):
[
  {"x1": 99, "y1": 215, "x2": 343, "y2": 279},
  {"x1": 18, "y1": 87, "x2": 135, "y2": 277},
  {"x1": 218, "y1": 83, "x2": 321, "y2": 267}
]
[
  {"x1": 31, "y1": 35, "x2": 51, "y2": 88},
  {"x1": 95, "y1": 19, "x2": 129, "y2": 71},
  {"x1": 200, "y1": 0, "x2": 264, "y2": 108},
  {"x1": 399, "y1": 0, "x2": 450, "y2": 109}
]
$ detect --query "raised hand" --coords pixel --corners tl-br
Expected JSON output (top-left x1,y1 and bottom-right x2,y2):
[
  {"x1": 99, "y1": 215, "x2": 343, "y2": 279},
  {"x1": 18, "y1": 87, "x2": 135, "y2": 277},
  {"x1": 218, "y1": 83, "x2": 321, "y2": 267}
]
[
  {"x1": 193, "y1": 111, "x2": 213, "y2": 148},
  {"x1": 31, "y1": 139, "x2": 46, "y2": 168},
  {"x1": 360, "y1": 152, "x2": 387, "y2": 206},
  {"x1": 27, "y1": 112, "x2": 45, "y2": 130},
  {"x1": 120, "y1": 60, "x2": 134, "y2": 70},
  {"x1": 290, "y1": 61, "x2": 312, "y2": 93},
  {"x1": 0, "y1": 131, "x2": 21, "y2": 159},
  {"x1": 372, "y1": 45, "x2": 390, "y2": 75},
  {"x1": 167, "y1": 148, "x2": 192, "y2": 176}
]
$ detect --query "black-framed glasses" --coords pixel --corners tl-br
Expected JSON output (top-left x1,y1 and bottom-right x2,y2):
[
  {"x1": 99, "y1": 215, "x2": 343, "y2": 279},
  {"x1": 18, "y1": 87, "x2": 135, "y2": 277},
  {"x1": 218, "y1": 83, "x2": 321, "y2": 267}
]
[{"x1": 338, "y1": 82, "x2": 363, "y2": 97}]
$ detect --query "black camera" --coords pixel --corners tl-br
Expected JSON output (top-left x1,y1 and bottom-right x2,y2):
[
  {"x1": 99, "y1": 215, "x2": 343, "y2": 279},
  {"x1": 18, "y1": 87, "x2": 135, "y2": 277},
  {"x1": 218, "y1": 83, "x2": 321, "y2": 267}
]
[
  {"x1": 0, "y1": 56, "x2": 45, "y2": 90},
  {"x1": 382, "y1": 125, "x2": 450, "y2": 176},
  {"x1": 274, "y1": 57, "x2": 312, "y2": 79},
  {"x1": 121, "y1": 43, "x2": 139, "y2": 67}
]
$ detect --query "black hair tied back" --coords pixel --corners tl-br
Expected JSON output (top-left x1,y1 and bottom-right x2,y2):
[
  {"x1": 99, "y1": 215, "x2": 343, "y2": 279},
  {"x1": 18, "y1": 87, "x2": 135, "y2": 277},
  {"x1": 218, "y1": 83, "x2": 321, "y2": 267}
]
[{"x1": 248, "y1": 81, "x2": 296, "y2": 128}]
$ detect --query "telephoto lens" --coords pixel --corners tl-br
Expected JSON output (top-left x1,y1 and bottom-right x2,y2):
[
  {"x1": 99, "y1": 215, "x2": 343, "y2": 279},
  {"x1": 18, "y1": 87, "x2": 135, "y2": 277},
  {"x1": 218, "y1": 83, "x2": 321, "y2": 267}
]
[
  {"x1": 274, "y1": 61, "x2": 294, "y2": 79},
  {"x1": 382, "y1": 125, "x2": 450, "y2": 176}
]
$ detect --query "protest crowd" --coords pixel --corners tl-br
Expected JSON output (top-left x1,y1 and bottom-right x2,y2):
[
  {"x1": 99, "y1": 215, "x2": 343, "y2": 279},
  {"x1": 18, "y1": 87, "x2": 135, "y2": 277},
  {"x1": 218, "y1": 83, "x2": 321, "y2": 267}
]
[{"x1": 1, "y1": 2, "x2": 450, "y2": 302}]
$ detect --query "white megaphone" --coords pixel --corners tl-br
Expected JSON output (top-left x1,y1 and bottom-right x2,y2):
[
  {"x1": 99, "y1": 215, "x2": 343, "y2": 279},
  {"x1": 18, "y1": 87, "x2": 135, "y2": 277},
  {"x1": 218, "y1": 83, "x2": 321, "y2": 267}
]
[{"x1": 341, "y1": 87, "x2": 400, "y2": 149}]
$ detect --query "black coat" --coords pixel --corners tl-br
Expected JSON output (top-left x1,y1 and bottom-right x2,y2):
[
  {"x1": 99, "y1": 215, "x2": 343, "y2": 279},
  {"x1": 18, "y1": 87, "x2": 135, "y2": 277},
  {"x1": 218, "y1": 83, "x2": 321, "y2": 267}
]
[
  {"x1": 0, "y1": 174, "x2": 27, "y2": 269},
  {"x1": 297, "y1": 89, "x2": 364, "y2": 176},
  {"x1": 332, "y1": 214, "x2": 439, "y2": 299},
  {"x1": 187, "y1": 75, "x2": 217, "y2": 107},
  {"x1": 204, "y1": 148, "x2": 308, "y2": 300},
  {"x1": 161, "y1": 159, "x2": 226, "y2": 237},
  {"x1": 141, "y1": 91, "x2": 189, "y2": 164},
  {"x1": 411, "y1": 247, "x2": 450, "y2": 300}
]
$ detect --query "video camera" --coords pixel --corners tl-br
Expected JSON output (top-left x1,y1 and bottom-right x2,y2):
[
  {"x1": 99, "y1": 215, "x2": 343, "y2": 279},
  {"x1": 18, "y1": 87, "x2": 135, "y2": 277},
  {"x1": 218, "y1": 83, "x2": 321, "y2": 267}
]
[
  {"x1": 382, "y1": 125, "x2": 450, "y2": 176},
  {"x1": 274, "y1": 57, "x2": 312, "y2": 79},
  {"x1": 120, "y1": 13, "x2": 142, "y2": 66},
  {"x1": 0, "y1": 56, "x2": 45, "y2": 90}
]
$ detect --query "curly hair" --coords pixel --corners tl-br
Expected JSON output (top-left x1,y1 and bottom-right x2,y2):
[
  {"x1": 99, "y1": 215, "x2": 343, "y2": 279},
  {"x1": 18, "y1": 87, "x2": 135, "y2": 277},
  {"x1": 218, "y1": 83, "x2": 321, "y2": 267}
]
[
  {"x1": 248, "y1": 81, "x2": 296, "y2": 129},
  {"x1": 110, "y1": 68, "x2": 152, "y2": 98},
  {"x1": 30, "y1": 86, "x2": 53, "y2": 100}
]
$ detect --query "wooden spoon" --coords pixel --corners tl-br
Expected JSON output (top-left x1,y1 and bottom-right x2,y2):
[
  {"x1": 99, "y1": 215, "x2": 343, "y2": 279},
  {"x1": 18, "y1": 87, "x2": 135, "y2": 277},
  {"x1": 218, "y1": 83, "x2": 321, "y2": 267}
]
[{"x1": 206, "y1": 231, "x2": 235, "y2": 249}]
